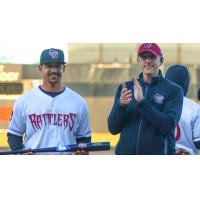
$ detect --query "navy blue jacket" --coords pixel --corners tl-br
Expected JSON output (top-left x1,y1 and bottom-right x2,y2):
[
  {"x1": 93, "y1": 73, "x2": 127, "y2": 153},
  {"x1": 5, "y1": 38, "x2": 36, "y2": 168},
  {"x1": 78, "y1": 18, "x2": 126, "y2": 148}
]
[{"x1": 108, "y1": 72, "x2": 183, "y2": 155}]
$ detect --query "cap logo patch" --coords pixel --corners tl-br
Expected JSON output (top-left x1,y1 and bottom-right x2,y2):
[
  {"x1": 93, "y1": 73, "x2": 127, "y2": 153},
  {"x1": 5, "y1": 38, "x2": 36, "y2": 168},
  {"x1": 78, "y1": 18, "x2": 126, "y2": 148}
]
[
  {"x1": 154, "y1": 94, "x2": 164, "y2": 104},
  {"x1": 144, "y1": 43, "x2": 153, "y2": 48},
  {"x1": 49, "y1": 50, "x2": 58, "y2": 59}
]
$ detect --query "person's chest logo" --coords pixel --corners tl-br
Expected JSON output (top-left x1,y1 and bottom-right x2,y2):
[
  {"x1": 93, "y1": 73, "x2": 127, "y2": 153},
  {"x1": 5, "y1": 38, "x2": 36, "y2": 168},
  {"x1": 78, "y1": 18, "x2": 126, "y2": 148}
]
[
  {"x1": 154, "y1": 94, "x2": 164, "y2": 104},
  {"x1": 28, "y1": 113, "x2": 77, "y2": 132}
]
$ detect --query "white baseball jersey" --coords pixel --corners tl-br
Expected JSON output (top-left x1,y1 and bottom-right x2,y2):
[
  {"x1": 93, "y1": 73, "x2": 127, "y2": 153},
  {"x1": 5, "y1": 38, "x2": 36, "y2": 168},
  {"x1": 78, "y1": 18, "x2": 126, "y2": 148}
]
[
  {"x1": 175, "y1": 97, "x2": 200, "y2": 155},
  {"x1": 8, "y1": 86, "x2": 91, "y2": 151}
]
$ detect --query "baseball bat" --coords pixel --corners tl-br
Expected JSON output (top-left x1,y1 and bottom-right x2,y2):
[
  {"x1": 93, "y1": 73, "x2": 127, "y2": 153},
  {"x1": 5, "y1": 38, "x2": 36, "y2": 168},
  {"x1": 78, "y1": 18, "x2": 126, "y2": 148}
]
[{"x1": 0, "y1": 142, "x2": 110, "y2": 155}]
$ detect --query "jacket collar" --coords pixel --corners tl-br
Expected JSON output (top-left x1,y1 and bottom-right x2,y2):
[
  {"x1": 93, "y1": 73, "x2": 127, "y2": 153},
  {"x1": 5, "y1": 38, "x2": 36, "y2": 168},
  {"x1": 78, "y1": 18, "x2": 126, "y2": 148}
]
[{"x1": 139, "y1": 70, "x2": 163, "y2": 85}]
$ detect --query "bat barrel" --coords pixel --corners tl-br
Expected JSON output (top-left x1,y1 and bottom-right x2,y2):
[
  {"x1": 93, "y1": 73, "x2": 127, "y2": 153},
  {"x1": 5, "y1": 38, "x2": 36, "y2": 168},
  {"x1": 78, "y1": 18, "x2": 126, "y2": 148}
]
[{"x1": 79, "y1": 142, "x2": 110, "y2": 151}]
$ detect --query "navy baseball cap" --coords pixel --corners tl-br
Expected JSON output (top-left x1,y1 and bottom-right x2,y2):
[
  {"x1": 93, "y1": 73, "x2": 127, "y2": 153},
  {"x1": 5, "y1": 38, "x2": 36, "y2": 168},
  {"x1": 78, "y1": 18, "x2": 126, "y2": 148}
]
[
  {"x1": 40, "y1": 48, "x2": 66, "y2": 64},
  {"x1": 165, "y1": 64, "x2": 190, "y2": 96}
]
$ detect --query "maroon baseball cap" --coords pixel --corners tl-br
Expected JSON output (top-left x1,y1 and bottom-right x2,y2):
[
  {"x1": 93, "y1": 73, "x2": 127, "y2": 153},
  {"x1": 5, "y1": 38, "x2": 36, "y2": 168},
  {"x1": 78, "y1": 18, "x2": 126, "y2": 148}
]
[{"x1": 138, "y1": 43, "x2": 162, "y2": 57}]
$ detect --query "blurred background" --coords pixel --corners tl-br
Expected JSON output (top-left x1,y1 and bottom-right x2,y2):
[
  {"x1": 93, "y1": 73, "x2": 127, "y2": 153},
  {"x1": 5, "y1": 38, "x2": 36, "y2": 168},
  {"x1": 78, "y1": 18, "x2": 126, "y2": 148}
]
[{"x1": 1, "y1": 43, "x2": 200, "y2": 149}]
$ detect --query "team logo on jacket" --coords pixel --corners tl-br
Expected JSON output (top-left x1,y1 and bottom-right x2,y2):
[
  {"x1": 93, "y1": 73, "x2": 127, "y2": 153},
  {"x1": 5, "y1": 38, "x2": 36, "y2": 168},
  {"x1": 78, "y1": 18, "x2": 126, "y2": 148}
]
[
  {"x1": 154, "y1": 94, "x2": 164, "y2": 104},
  {"x1": 49, "y1": 50, "x2": 58, "y2": 59}
]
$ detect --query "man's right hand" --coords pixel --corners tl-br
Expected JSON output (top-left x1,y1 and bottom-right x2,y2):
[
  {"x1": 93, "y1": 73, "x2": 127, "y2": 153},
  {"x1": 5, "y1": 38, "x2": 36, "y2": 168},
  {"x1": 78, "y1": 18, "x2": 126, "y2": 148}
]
[
  {"x1": 23, "y1": 152, "x2": 35, "y2": 155},
  {"x1": 176, "y1": 148, "x2": 189, "y2": 155},
  {"x1": 120, "y1": 82, "x2": 132, "y2": 105}
]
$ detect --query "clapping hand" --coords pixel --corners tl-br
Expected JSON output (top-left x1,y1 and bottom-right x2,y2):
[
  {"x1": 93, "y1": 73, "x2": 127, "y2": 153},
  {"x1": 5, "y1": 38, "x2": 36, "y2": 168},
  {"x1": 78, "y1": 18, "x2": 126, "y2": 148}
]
[
  {"x1": 120, "y1": 82, "x2": 132, "y2": 105},
  {"x1": 132, "y1": 76, "x2": 144, "y2": 102}
]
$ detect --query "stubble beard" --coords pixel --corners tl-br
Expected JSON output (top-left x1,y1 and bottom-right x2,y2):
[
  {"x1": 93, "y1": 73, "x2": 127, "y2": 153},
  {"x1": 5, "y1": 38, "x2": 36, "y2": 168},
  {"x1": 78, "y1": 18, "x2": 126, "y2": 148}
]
[{"x1": 48, "y1": 73, "x2": 62, "y2": 85}]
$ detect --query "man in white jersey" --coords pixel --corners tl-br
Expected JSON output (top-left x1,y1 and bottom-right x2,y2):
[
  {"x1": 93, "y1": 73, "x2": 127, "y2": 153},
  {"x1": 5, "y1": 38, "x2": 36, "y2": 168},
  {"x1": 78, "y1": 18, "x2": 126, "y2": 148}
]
[
  {"x1": 165, "y1": 65, "x2": 200, "y2": 155},
  {"x1": 7, "y1": 48, "x2": 91, "y2": 154}
]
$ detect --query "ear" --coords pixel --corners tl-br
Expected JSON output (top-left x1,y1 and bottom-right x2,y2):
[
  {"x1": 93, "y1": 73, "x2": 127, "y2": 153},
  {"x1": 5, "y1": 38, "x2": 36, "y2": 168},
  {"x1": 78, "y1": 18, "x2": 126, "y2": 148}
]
[
  {"x1": 63, "y1": 64, "x2": 66, "y2": 72},
  {"x1": 38, "y1": 65, "x2": 42, "y2": 71},
  {"x1": 160, "y1": 56, "x2": 164, "y2": 64}
]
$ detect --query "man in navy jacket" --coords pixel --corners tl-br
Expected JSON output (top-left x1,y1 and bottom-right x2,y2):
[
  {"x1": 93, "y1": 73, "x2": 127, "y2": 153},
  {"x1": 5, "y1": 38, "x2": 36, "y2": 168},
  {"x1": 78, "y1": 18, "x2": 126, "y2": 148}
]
[{"x1": 108, "y1": 43, "x2": 183, "y2": 155}]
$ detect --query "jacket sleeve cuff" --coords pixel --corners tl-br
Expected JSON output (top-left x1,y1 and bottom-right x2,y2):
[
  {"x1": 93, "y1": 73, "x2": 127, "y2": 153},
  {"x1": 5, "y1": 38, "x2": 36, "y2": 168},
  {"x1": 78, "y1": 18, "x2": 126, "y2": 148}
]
[
  {"x1": 137, "y1": 98, "x2": 146, "y2": 107},
  {"x1": 136, "y1": 98, "x2": 149, "y2": 114},
  {"x1": 116, "y1": 100, "x2": 129, "y2": 109}
]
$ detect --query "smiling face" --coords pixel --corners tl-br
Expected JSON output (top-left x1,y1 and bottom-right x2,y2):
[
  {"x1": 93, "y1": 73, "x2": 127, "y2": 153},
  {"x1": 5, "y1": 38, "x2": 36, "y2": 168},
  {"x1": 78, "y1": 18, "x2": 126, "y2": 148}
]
[
  {"x1": 39, "y1": 62, "x2": 65, "y2": 86},
  {"x1": 137, "y1": 52, "x2": 162, "y2": 77}
]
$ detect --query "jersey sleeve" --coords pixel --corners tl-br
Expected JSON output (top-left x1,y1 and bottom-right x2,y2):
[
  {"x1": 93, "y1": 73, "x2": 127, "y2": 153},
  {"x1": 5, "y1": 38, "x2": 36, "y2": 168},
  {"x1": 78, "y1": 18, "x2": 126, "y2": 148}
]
[
  {"x1": 7, "y1": 98, "x2": 26, "y2": 137},
  {"x1": 75, "y1": 102, "x2": 91, "y2": 139}
]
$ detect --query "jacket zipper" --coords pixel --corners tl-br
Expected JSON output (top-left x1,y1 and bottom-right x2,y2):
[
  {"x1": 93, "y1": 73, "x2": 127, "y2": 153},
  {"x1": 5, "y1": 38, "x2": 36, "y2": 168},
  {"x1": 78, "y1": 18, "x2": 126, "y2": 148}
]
[{"x1": 136, "y1": 84, "x2": 148, "y2": 154}]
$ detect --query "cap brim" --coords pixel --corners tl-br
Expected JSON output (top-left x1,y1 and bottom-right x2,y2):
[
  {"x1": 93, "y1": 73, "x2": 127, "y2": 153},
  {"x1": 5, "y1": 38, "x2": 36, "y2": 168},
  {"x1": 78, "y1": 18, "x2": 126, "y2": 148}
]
[{"x1": 41, "y1": 60, "x2": 67, "y2": 64}]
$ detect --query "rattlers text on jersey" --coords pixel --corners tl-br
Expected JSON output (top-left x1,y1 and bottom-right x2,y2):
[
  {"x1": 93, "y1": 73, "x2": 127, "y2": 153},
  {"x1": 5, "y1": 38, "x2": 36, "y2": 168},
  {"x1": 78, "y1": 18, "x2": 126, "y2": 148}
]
[{"x1": 8, "y1": 86, "x2": 91, "y2": 149}]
